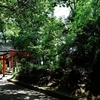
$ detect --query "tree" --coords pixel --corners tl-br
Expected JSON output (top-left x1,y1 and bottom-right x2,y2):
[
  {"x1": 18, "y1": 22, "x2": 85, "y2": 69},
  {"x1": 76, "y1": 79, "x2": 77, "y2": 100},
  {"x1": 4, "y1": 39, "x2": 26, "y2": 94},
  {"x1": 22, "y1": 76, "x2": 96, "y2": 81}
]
[
  {"x1": 0, "y1": 0, "x2": 71, "y2": 70},
  {"x1": 11, "y1": 0, "x2": 67, "y2": 69},
  {"x1": 40, "y1": 17, "x2": 65, "y2": 68},
  {"x1": 69, "y1": 0, "x2": 100, "y2": 68},
  {"x1": 0, "y1": 0, "x2": 20, "y2": 43}
]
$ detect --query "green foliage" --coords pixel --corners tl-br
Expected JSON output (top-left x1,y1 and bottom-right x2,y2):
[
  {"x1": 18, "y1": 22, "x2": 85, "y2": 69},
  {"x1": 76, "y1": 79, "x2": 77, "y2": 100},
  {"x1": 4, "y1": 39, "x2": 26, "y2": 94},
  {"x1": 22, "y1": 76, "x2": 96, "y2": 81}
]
[
  {"x1": 2, "y1": 0, "x2": 100, "y2": 71},
  {"x1": 66, "y1": 0, "x2": 100, "y2": 69},
  {"x1": 1, "y1": 0, "x2": 100, "y2": 96}
]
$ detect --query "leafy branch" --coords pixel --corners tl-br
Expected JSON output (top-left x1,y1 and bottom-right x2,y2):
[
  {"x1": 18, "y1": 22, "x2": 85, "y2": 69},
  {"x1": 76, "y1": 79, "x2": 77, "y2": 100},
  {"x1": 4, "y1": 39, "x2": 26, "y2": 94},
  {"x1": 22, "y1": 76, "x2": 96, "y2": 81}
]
[{"x1": 0, "y1": 5, "x2": 15, "y2": 11}]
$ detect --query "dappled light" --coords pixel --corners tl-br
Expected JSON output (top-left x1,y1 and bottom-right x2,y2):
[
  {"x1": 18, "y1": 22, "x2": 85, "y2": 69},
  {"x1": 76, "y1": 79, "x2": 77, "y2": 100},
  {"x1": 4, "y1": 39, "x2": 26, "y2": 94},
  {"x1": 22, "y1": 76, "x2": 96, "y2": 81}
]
[
  {"x1": 0, "y1": 0, "x2": 100, "y2": 99},
  {"x1": 0, "y1": 75, "x2": 60, "y2": 100}
]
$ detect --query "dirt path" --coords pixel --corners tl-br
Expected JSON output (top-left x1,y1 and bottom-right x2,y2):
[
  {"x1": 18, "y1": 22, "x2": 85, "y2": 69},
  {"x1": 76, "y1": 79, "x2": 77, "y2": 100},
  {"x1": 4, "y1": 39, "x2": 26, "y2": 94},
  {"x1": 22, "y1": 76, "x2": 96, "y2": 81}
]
[{"x1": 0, "y1": 74, "x2": 60, "y2": 100}]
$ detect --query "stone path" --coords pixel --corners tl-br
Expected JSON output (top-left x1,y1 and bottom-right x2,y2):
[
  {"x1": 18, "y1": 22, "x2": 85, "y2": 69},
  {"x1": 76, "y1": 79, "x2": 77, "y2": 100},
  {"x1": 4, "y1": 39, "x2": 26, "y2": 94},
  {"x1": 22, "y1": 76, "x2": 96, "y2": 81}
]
[{"x1": 0, "y1": 74, "x2": 60, "y2": 100}]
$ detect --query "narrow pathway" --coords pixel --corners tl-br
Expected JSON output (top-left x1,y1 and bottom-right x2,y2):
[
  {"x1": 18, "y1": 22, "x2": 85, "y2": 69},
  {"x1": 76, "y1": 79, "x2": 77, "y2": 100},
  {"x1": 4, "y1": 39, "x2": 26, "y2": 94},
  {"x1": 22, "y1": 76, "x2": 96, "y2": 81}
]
[{"x1": 0, "y1": 74, "x2": 60, "y2": 100}]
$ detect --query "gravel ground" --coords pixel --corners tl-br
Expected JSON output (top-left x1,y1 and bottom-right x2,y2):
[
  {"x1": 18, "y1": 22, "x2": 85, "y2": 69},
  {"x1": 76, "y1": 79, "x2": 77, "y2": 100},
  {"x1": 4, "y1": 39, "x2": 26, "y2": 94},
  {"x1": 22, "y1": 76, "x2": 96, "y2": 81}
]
[{"x1": 0, "y1": 74, "x2": 60, "y2": 100}]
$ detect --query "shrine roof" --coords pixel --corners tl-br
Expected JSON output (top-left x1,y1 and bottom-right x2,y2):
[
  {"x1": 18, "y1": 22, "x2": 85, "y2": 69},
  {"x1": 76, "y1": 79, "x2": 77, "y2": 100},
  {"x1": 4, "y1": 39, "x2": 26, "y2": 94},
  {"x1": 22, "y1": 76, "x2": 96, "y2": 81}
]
[{"x1": 0, "y1": 43, "x2": 14, "y2": 55}]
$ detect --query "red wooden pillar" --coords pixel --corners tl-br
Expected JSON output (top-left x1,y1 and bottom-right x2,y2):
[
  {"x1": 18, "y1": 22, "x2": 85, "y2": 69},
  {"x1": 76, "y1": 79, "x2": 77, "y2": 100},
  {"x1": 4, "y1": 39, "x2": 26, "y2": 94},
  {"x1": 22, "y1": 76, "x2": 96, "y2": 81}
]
[
  {"x1": 11, "y1": 56, "x2": 13, "y2": 67},
  {"x1": 2, "y1": 55, "x2": 6, "y2": 77},
  {"x1": 9, "y1": 61, "x2": 11, "y2": 68},
  {"x1": 9, "y1": 52, "x2": 13, "y2": 68}
]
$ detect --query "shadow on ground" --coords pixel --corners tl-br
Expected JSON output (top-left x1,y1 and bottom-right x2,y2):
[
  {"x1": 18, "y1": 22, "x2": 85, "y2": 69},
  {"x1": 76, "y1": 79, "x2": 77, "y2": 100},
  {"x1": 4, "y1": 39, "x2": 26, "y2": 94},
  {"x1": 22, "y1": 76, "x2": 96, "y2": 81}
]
[{"x1": 0, "y1": 80, "x2": 59, "y2": 100}]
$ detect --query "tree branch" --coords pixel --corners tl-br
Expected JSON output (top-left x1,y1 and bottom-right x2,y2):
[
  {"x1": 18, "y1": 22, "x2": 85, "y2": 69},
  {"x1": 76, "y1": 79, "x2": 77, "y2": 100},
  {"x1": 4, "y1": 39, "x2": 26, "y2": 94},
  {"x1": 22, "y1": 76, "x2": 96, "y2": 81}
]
[{"x1": 0, "y1": 5, "x2": 15, "y2": 11}]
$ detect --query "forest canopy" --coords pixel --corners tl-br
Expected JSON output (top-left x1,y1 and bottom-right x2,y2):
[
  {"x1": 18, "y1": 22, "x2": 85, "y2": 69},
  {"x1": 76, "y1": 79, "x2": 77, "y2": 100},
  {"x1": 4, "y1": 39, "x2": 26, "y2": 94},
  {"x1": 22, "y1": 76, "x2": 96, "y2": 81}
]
[
  {"x1": 1, "y1": 0, "x2": 100, "y2": 99},
  {"x1": 0, "y1": 0, "x2": 100, "y2": 70}
]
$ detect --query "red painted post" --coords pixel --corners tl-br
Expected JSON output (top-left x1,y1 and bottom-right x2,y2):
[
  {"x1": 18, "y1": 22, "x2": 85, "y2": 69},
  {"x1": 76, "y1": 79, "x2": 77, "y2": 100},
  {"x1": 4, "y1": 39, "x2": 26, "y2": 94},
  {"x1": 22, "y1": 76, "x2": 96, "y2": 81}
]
[
  {"x1": 2, "y1": 55, "x2": 6, "y2": 77},
  {"x1": 11, "y1": 56, "x2": 13, "y2": 68}
]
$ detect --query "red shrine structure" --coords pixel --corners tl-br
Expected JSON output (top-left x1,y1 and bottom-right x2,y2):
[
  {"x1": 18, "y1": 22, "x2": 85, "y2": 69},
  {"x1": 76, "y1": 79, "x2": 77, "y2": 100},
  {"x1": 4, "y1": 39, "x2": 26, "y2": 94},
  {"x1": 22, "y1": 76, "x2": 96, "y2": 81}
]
[{"x1": 0, "y1": 43, "x2": 29, "y2": 77}]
